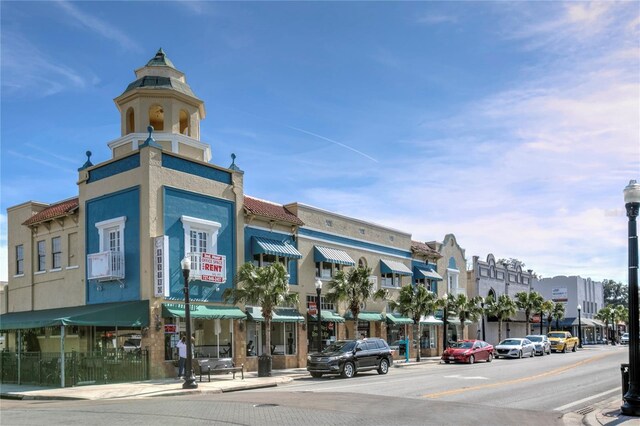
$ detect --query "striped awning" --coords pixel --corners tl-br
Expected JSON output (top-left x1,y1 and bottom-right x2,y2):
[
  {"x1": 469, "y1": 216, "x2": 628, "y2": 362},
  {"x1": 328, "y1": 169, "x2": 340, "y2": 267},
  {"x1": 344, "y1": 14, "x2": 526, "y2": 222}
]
[
  {"x1": 252, "y1": 236, "x2": 302, "y2": 259},
  {"x1": 344, "y1": 311, "x2": 384, "y2": 322},
  {"x1": 420, "y1": 315, "x2": 444, "y2": 325},
  {"x1": 246, "y1": 306, "x2": 305, "y2": 323},
  {"x1": 313, "y1": 246, "x2": 355, "y2": 266},
  {"x1": 162, "y1": 304, "x2": 247, "y2": 319},
  {"x1": 386, "y1": 313, "x2": 414, "y2": 325},
  {"x1": 380, "y1": 259, "x2": 412, "y2": 276},
  {"x1": 414, "y1": 267, "x2": 443, "y2": 281},
  {"x1": 308, "y1": 311, "x2": 345, "y2": 323}
]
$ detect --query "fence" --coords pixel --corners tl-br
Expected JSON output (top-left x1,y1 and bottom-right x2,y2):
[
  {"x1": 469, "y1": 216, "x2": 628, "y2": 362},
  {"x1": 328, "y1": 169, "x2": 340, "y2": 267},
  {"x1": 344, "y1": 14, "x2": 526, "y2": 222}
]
[{"x1": 0, "y1": 350, "x2": 149, "y2": 387}]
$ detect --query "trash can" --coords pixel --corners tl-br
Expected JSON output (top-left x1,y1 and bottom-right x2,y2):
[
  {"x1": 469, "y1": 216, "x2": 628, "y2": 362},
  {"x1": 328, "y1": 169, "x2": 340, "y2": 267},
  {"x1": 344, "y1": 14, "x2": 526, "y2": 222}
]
[
  {"x1": 621, "y1": 363, "x2": 629, "y2": 399},
  {"x1": 258, "y1": 354, "x2": 272, "y2": 377}
]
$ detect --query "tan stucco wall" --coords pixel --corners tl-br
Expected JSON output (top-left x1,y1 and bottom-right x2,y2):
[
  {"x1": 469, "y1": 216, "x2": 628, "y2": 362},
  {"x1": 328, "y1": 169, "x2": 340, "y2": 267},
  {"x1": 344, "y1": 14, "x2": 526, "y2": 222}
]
[{"x1": 432, "y1": 234, "x2": 468, "y2": 298}]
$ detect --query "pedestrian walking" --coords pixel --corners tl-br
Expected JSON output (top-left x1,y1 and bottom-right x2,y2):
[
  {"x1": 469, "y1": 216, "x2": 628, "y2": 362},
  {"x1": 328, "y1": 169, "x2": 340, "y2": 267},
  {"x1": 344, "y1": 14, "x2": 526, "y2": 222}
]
[{"x1": 176, "y1": 336, "x2": 187, "y2": 379}]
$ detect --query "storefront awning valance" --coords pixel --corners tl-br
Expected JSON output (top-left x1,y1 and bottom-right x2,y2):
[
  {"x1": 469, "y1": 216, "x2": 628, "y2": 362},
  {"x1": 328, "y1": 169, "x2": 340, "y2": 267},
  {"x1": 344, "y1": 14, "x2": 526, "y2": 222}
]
[
  {"x1": 246, "y1": 307, "x2": 305, "y2": 323},
  {"x1": 420, "y1": 315, "x2": 444, "y2": 325},
  {"x1": 0, "y1": 300, "x2": 149, "y2": 330},
  {"x1": 380, "y1": 259, "x2": 412, "y2": 276},
  {"x1": 344, "y1": 311, "x2": 384, "y2": 322},
  {"x1": 386, "y1": 313, "x2": 414, "y2": 325},
  {"x1": 314, "y1": 246, "x2": 356, "y2": 266},
  {"x1": 309, "y1": 311, "x2": 345, "y2": 323},
  {"x1": 447, "y1": 317, "x2": 474, "y2": 325},
  {"x1": 414, "y1": 267, "x2": 443, "y2": 281},
  {"x1": 162, "y1": 304, "x2": 246, "y2": 319},
  {"x1": 252, "y1": 236, "x2": 302, "y2": 259}
]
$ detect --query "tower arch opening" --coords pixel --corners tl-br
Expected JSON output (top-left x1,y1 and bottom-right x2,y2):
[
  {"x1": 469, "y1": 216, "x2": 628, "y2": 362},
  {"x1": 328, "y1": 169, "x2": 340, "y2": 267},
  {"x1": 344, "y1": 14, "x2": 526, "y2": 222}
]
[{"x1": 149, "y1": 104, "x2": 164, "y2": 131}]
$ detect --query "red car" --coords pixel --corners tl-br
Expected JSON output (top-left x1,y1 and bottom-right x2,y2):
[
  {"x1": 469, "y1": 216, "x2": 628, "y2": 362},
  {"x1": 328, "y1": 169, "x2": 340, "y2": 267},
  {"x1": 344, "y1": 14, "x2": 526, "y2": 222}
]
[{"x1": 441, "y1": 340, "x2": 494, "y2": 364}]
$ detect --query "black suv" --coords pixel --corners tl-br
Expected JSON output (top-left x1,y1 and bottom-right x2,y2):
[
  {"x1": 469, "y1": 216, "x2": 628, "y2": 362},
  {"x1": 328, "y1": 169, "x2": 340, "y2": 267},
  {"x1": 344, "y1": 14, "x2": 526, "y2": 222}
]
[{"x1": 306, "y1": 338, "x2": 393, "y2": 378}]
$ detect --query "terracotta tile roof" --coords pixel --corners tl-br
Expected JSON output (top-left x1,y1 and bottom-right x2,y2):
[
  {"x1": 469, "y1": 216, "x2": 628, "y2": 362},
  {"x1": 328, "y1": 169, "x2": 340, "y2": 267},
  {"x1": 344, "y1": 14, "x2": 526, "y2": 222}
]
[
  {"x1": 244, "y1": 196, "x2": 303, "y2": 226},
  {"x1": 411, "y1": 240, "x2": 442, "y2": 258},
  {"x1": 23, "y1": 198, "x2": 79, "y2": 226}
]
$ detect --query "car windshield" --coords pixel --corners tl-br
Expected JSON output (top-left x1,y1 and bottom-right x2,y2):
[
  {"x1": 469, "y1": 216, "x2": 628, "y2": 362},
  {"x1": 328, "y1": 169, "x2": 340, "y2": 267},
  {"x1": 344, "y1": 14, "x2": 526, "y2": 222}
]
[
  {"x1": 451, "y1": 341, "x2": 474, "y2": 349},
  {"x1": 526, "y1": 336, "x2": 542, "y2": 342},
  {"x1": 322, "y1": 341, "x2": 356, "y2": 353},
  {"x1": 499, "y1": 339, "x2": 521, "y2": 345},
  {"x1": 548, "y1": 333, "x2": 566, "y2": 338}
]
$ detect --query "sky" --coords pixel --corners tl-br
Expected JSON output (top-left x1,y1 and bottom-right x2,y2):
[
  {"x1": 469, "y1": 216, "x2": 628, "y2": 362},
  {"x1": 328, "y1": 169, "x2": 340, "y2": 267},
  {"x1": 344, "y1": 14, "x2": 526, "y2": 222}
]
[{"x1": 1, "y1": 1, "x2": 638, "y2": 283}]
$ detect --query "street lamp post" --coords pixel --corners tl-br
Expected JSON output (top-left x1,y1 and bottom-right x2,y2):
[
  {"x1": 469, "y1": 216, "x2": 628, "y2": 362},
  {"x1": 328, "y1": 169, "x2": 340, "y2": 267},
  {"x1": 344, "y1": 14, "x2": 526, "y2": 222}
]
[
  {"x1": 442, "y1": 293, "x2": 449, "y2": 350},
  {"x1": 622, "y1": 180, "x2": 640, "y2": 416},
  {"x1": 181, "y1": 257, "x2": 198, "y2": 389},
  {"x1": 480, "y1": 297, "x2": 486, "y2": 342},
  {"x1": 577, "y1": 304, "x2": 583, "y2": 349},
  {"x1": 315, "y1": 279, "x2": 323, "y2": 353}
]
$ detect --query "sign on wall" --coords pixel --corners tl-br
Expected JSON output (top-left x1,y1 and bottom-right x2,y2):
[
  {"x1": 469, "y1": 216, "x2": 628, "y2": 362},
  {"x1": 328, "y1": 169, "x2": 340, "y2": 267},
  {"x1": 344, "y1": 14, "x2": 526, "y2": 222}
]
[
  {"x1": 201, "y1": 253, "x2": 227, "y2": 283},
  {"x1": 154, "y1": 236, "x2": 170, "y2": 297},
  {"x1": 551, "y1": 287, "x2": 568, "y2": 302}
]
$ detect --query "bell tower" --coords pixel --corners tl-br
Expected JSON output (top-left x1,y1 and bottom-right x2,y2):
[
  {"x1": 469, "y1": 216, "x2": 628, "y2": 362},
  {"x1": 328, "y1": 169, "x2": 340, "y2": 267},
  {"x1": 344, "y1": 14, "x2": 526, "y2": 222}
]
[{"x1": 109, "y1": 49, "x2": 210, "y2": 162}]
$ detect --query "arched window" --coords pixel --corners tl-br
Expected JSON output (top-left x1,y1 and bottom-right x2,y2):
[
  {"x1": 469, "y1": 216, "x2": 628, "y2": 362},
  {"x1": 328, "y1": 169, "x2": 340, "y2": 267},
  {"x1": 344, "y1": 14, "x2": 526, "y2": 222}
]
[
  {"x1": 358, "y1": 257, "x2": 367, "y2": 269},
  {"x1": 179, "y1": 109, "x2": 190, "y2": 135},
  {"x1": 149, "y1": 105, "x2": 164, "y2": 131},
  {"x1": 126, "y1": 107, "x2": 135, "y2": 134},
  {"x1": 487, "y1": 288, "x2": 497, "y2": 301}
]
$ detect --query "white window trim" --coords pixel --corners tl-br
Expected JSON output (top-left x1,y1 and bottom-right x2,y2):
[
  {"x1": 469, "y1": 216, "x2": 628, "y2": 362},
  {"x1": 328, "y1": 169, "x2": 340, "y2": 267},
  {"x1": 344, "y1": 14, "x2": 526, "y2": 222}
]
[
  {"x1": 49, "y1": 268, "x2": 62, "y2": 273},
  {"x1": 95, "y1": 216, "x2": 127, "y2": 252},
  {"x1": 447, "y1": 268, "x2": 459, "y2": 293},
  {"x1": 34, "y1": 271, "x2": 47, "y2": 275},
  {"x1": 180, "y1": 215, "x2": 221, "y2": 258},
  {"x1": 65, "y1": 265, "x2": 79, "y2": 270},
  {"x1": 13, "y1": 274, "x2": 25, "y2": 278}
]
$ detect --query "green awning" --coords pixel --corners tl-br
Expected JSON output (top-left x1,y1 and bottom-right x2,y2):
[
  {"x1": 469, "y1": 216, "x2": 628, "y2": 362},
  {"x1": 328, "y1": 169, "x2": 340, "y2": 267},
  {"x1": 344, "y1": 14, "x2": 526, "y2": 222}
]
[
  {"x1": 0, "y1": 300, "x2": 149, "y2": 330},
  {"x1": 380, "y1": 259, "x2": 412, "y2": 276},
  {"x1": 162, "y1": 303, "x2": 246, "y2": 319},
  {"x1": 447, "y1": 317, "x2": 474, "y2": 325},
  {"x1": 246, "y1": 306, "x2": 305, "y2": 322},
  {"x1": 386, "y1": 313, "x2": 414, "y2": 325},
  {"x1": 414, "y1": 267, "x2": 443, "y2": 281},
  {"x1": 252, "y1": 236, "x2": 302, "y2": 259},
  {"x1": 420, "y1": 315, "x2": 444, "y2": 325},
  {"x1": 314, "y1": 246, "x2": 355, "y2": 266},
  {"x1": 344, "y1": 311, "x2": 384, "y2": 322},
  {"x1": 309, "y1": 311, "x2": 345, "y2": 323}
]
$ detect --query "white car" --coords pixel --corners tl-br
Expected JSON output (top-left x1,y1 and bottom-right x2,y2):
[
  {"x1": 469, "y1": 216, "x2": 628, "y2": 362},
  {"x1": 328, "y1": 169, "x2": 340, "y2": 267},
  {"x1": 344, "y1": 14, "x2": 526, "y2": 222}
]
[
  {"x1": 495, "y1": 338, "x2": 536, "y2": 359},
  {"x1": 526, "y1": 335, "x2": 552, "y2": 356},
  {"x1": 621, "y1": 333, "x2": 629, "y2": 344}
]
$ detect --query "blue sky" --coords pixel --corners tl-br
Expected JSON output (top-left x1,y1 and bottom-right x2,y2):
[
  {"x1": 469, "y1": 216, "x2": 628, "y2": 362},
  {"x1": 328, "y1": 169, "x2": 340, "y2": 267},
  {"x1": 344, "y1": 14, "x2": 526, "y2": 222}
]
[{"x1": 1, "y1": 1, "x2": 638, "y2": 282}]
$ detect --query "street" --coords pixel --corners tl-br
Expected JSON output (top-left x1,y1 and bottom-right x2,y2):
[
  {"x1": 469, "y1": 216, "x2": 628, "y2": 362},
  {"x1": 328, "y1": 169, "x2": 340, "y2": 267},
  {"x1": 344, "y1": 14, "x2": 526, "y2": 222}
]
[{"x1": 0, "y1": 345, "x2": 629, "y2": 425}]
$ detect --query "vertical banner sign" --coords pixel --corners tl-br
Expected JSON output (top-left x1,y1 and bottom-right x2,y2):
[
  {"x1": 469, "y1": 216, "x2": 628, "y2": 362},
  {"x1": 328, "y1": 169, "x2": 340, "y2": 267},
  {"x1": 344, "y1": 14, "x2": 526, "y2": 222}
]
[
  {"x1": 154, "y1": 236, "x2": 170, "y2": 297},
  {"x1": 201, "y1": 253, "x2": 227, "y2": 283}
]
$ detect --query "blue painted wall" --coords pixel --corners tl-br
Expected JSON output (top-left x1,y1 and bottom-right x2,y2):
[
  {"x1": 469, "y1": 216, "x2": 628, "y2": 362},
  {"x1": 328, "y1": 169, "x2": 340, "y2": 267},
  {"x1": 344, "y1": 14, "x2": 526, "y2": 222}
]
[
  {"x1": 88, "y1": 153, "x2": 140, "y2": 183},
  {"x1": 164, "y1": 187, "x2": 235, "y2": 302},
  {"x1": 244, "y1": 227, "x2": 298, "y2": 285},
  {"x1": 411, "y1": 260, "x2": 438, "y2": 294},
  {"x1": 85, "y1": 187, "x2": 140, "y2": 303},
  {"x1": 298, "y1": 227, "x2": 411, "y2": 258},
  {"x1": 448, "y1": 257, "x2": 458, "y2": 270},
  {"x1": 162, "y1": 153, "x2": 231, "y2": 184}
]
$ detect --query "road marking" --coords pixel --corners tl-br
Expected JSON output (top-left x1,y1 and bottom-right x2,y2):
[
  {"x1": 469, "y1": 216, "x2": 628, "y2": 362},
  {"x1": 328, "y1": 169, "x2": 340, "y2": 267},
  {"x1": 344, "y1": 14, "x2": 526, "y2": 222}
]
[
  {"x1": 444, "y1": 375, "x2": 489, "y2": 380},
  {"x1": 553, "y1": 387, "x2": 620, "y2": 411},
  {"x1": 423, "y1": 352, "x2": 612, "y2": 399}
]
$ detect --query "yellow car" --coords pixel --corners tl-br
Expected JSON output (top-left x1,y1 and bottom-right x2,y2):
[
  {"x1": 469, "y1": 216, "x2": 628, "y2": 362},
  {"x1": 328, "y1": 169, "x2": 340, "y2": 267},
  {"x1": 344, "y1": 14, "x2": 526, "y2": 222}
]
[{"x1": 548, "y1": 331, "x2": 579, "y2": 353}]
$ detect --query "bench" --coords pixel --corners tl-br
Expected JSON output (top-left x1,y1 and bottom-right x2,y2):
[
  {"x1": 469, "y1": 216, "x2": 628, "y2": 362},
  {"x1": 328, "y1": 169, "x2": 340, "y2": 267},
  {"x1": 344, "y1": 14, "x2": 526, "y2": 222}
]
[{"x1": 195, "y1": 358, "x2": 244, "y2": 382}]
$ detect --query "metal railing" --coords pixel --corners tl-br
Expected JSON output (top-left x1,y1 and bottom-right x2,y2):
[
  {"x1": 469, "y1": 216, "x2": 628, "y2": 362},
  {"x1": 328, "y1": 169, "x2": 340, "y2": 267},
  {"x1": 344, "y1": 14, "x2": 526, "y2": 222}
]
[
  {"x1": 0, "y1": 350, "x2": 149, "y2": 387},
  {"x1": 87, "y1": 251, "x2": 125, "y2": 281}
]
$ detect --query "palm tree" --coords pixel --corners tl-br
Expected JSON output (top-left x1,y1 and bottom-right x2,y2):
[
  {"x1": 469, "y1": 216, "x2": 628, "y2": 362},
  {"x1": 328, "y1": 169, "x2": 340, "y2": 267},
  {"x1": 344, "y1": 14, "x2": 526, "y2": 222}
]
[
  {"x1": 515, "y1": 291, "x2": 544, "y2": 335},
  {"x1": 222, "y1": 262, "x2": 298, "y2": 376},
  {"x1": 388, "y1": 285, "x2": 436, "y2": 362},
  {"x1": 552, "y1": 302, "x2": 566, "y2": 330},
  {"x1": 451, "y1": 294, "x2": 483, "y2": 341},
  {"x1": 540, "y1": 300, "x2": 555, "y2": 335},
  {"x1": 486, "y1": 294, "x2": 517, "y2": 343},
  {"x1": 596, "y1": 306, "x2": 613, "y2": 344},
  {"x1": 436, "y1": 293, "x2": 459, "y2": 347},
  {"x1": 325, "y1": 267, "x2": 387, "y2": 338},
  {"x1": 612, "y1": 305, "x2": 628, "y2": 343}
]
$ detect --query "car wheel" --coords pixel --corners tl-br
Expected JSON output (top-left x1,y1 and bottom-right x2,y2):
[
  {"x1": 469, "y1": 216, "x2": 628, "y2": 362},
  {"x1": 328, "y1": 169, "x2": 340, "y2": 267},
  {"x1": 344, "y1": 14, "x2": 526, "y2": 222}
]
[
  {"x1": 517, "y1": 350, "x2": 522, "y2": 359},
  {"x1": 468, "y1": 355, "x2": 475, "y2": 365},
  {"x1": 310, "y1": 372, "x2": 323, "y2": 378},
  {"x1": 562, "y1": 345, "x2": 567, "y2": 353},
  {"x1": 547, "y1": 348, "x2": 551, "y2": 355},
  {"x1": 530, "y1": 350, "x2": 535, "y2": 358},
  {"x1": 377, "y1": 359, "x2": 389, "y2": 375},
  {"x1": 341, "y1": 362, "x2": 355, "y2": 379},
  {"x1": 443, "y1": 360, "x2": 450, "y2": 364},
  {"x1": 572, "y1": 343, "x2": 577, "y2": 352},
  {"x1": 487, "y1": 353, "x2": 493, "y2": 363}
]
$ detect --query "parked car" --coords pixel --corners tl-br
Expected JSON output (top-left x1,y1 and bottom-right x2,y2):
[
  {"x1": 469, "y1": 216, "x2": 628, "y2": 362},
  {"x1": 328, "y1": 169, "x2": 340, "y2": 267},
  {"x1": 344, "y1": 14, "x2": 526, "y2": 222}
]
[
  {"x1": 621, "y1": 333, "x2": 629, "y2": 344},
  {"x1": 548, "y1": 331, "x2": 579, "y2": 353},
  {"x1": 494, "y1": 338, "x2": 536, "y2": 359},
  {"x1": 441, "y1": 340, "x2": 494, "y2": 364},
  {"x1": 123, "y1": 338, "x2": 141, "y2": 352},
  {"x1": 525, "y1": 335, "x2": 551, "y2": 356},
  {"x1": 307, "y1": 338, "x2": 393, "y2": 379}
]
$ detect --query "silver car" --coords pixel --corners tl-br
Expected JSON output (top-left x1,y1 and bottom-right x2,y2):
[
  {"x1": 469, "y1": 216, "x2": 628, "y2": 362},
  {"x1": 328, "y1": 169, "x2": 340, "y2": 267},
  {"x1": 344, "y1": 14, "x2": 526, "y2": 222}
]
[
  {"x1": 495, "y1": 338, "x2": 536, "y2": 359},
  {"x1": 526, "y1": 335, "x2": 551, "y2": 356}
]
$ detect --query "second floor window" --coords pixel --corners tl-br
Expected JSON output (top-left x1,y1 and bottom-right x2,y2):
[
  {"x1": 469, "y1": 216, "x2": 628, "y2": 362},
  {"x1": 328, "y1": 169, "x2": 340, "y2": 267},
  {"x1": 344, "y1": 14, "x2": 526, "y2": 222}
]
[
  {"x1": 253, "y1": 253, "x2": 288, "y2": 268},
  {"x1": 315, "y1": 261, "x2": 342, "y2": 279},
  {"x1": 37, "y1": 240, "x2": 46, "y2": 272},
  {"x1": 181, "y1": 215, "x2": 221, "y2": 275},
  {"x1": 414, "y1": 278, "x2": 434, "y2": 292},
  {"x1": 306, "y1": 295, "x2": 335, "y2": 312},
  {"x1": 381, "y1": 272, "x2": 400, "y2": 288},
  {"x1": 16, "y1": 244, "x2": 24, "y2": 275},
  {"x1": 52, "y1": 237, "x2": 62, "y2": 269}
]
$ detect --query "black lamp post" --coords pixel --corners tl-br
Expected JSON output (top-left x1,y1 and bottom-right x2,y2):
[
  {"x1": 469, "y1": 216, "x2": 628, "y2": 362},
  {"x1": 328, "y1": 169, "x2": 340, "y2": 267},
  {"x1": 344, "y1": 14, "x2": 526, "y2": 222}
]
[
  {"x1": 622, "y1": 179, "x2": 640, "y2": 416},
  {"x1": 577, "y1": 304, "x2": 583, "y2": 349},
  {"x1": 442, "y1": 293, "x2": 449, "y2": 350},
  {"x1": 181, "y1": 257, "x2": 198, "y2": 389},
  {"x1": 480, "y1": 297, "x2": 486, "y2": 342},
  {"x1": 315, "y1": 279, "x2": 323, "y2": 353}
]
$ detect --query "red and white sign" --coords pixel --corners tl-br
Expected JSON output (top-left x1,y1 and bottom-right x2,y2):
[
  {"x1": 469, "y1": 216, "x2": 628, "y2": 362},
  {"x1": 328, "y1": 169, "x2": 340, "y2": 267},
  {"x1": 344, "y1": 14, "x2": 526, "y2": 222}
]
[
  {"x1": 308, "y1": 302, "x2": 317, "y2": 315},
  {"x1": 164, "y1": 324, "x2": 177, "y2": 334},
  {"x1": 201, "y1": 253, "x2": 226, "y2": 283}
]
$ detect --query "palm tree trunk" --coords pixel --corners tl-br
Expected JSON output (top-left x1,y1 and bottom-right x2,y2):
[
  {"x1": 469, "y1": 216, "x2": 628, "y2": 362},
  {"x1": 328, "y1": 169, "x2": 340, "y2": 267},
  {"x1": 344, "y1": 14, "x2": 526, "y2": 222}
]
[
  {"x1": 265, "y1": 317, "x2": 272, "y2": 357},
  {"x1": 498, "y1": 320, "x2": 503, "y2": 342},
  {"x1": 416, "y1": 323, "x2": 421, "y2": 362}
]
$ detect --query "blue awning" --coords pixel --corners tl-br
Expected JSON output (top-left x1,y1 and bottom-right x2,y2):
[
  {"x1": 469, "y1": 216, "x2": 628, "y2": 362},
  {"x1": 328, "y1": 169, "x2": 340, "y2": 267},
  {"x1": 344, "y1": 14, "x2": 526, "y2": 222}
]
[
  {"x1": 314, "y1": 246, "x2": 355, "y2": 266},
  {"x1": 252, "y1": 236, "x2": 302, "y2": 259},
  {"x1": 414, "y1": 267, "x2": 443, "y2": 281},
  {"x1": 380, "y1": 259, "x2": 412, "y2": 276}
]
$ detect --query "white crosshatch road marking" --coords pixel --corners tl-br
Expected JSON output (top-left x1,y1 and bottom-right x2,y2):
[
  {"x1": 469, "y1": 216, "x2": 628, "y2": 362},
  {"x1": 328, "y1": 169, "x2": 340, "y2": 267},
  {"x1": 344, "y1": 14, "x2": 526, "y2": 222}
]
[{"x1": 444, "y1": 374, "x2": 489, "y2": 380}]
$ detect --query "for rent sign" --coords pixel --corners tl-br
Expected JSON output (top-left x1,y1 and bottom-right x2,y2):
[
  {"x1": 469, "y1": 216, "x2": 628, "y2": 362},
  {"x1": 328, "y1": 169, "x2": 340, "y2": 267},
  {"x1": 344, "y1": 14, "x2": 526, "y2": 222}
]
[{"x1": 201, "y1": 253, "x2": 226, "y2": 283}]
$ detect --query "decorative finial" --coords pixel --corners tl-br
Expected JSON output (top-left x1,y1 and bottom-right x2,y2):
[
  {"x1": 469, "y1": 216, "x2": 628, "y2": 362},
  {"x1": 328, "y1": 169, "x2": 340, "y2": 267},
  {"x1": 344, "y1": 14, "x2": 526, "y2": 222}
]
[
  {"x1": 228, "y1": 153, "x2": 242, "y2": 171},
  {"x1": 78, "y1": 150, "x2": 93, "y2": 171},
  {"x1": 139, "y1": 125, "x2": 162, "y2": 150}
]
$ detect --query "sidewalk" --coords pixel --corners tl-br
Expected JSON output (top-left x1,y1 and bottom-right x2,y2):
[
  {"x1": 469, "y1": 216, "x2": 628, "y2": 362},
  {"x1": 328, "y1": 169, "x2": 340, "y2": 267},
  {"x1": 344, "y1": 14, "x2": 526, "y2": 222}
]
[{"x1": 574, "y1": 395, "x2": 640, "y2": 426}]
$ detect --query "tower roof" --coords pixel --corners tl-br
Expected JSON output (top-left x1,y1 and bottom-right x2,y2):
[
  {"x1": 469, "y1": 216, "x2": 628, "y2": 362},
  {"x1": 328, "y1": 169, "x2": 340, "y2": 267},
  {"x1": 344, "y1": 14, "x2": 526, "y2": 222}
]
[{"x1": 145, "y1": 48, "x2": 176, "y2": 69}]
